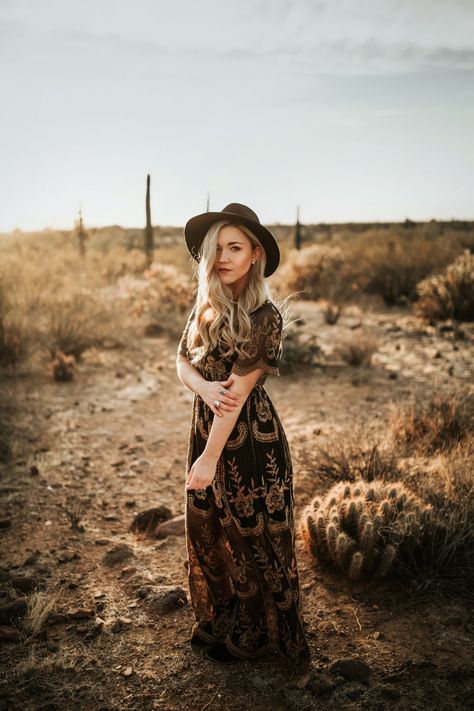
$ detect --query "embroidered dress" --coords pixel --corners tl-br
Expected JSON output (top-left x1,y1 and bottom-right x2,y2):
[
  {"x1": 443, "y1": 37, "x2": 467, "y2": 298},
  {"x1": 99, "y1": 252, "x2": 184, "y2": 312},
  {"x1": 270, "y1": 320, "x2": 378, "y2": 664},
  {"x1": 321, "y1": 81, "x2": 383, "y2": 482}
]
[{"x1": 177, "y1": 299, "x2": 311, "y2": 664}]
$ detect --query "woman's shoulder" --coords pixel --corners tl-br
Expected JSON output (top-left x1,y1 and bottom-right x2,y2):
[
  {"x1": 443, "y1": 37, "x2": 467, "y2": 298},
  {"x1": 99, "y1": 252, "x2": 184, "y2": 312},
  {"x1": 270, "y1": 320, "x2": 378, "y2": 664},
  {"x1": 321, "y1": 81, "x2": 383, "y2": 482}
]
[{"x1": 250, "y1": 299, "x2": 282, "y2": 325}]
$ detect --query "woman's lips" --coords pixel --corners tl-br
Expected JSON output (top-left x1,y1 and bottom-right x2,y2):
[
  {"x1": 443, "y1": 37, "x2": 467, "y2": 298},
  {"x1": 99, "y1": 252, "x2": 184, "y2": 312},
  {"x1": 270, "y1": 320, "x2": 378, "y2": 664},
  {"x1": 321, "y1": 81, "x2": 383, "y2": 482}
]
[{"x1": 218, "y1": 268, "x2": 231, "y2": 272}]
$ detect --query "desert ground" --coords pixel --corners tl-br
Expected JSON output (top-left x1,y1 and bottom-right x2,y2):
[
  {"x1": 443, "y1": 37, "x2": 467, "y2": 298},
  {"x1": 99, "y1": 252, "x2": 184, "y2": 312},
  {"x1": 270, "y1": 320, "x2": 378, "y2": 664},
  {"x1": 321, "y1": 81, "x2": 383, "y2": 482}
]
[{"x1": 1, "y1": 224, "x2": 473, "y2": 710}]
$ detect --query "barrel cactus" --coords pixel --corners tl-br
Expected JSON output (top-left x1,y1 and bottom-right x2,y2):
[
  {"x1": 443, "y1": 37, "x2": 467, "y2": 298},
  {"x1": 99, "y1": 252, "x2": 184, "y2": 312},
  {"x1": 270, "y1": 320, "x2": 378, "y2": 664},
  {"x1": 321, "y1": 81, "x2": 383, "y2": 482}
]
[{"x1": 300, "y1": 479, "x2": 435, "y2": 580}]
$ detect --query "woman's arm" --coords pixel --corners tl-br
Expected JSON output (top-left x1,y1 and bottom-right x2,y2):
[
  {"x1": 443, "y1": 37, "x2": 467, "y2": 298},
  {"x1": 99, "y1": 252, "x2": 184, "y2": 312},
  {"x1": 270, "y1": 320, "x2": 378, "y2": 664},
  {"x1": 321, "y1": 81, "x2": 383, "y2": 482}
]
[
  {"x1": 203, "y1": 367, "x2": 265, "y2": 462},
  {"x1": 176, "y1": 354, "x2": 207, "y2": 397}
]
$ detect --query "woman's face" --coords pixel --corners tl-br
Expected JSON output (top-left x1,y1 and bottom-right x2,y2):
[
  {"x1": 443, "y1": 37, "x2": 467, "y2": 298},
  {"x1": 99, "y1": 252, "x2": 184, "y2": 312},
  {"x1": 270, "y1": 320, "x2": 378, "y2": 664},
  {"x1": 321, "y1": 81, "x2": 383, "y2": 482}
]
[{"x1": 214, "y1": 224, "x2": 261, "y2": 296}]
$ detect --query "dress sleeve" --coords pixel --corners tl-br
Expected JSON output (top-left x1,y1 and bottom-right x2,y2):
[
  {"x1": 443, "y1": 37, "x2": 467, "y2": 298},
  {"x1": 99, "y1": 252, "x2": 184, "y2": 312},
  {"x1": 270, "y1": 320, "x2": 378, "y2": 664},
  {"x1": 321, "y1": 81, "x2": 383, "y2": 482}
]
[
  {"x1": 177, "y1": 304, "x2": 196, "y2": 360},
  {"x1": 231, "y1": 303, "x2": 282, "y2": 378}
]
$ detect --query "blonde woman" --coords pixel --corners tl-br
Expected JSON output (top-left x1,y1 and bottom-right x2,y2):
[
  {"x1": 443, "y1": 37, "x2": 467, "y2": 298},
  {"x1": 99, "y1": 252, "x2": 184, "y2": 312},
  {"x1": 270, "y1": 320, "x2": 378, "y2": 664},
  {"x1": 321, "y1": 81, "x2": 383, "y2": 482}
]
[{"x1": 176, "y1": 203, "x2": 311, "y2": 666}]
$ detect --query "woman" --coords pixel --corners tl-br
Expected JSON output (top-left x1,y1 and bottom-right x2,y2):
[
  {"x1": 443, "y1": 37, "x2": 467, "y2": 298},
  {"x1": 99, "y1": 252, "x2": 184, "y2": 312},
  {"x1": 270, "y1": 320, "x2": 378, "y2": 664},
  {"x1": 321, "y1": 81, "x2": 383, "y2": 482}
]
[{"x1": 176, "y1": 202, "x2": 311, "y2": 666}]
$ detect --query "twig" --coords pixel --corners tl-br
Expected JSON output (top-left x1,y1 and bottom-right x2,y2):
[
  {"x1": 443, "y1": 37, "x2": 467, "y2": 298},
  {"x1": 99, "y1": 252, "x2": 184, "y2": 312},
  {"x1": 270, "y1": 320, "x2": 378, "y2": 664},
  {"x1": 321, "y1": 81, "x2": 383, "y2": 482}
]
[{"x1": 200, "y1": 691, "x2": 218, "y2": 711}]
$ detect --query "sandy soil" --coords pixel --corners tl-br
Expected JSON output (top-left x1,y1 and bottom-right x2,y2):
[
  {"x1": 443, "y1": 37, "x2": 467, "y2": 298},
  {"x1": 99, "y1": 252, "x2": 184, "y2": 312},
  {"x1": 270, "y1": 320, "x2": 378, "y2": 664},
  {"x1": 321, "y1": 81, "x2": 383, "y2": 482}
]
[{"x1": 1, "y1": 300, "x2": 473, "y2": 711}]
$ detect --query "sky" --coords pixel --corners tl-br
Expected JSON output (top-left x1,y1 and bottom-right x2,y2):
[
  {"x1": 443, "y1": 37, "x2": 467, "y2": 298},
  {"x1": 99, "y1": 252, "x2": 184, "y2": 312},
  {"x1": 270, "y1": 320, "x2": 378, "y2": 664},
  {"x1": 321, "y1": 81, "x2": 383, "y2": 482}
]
[{"x1": 1, "y1": 0, "x2": 473, "y2": 232}]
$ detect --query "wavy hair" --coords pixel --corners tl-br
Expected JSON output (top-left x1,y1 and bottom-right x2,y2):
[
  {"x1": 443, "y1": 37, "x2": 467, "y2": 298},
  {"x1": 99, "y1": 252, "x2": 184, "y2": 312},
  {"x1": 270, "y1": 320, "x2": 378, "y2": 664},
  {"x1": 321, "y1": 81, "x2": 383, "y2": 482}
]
[{"x1": 185, "y1": 220, "x2": 288, "y2": 366}]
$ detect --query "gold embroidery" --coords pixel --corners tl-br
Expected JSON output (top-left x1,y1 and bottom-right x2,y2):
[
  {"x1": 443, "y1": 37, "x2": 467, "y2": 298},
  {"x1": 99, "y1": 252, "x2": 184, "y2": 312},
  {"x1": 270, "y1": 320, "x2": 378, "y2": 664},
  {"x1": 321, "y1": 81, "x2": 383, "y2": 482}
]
[
  {"x1": 196, "y1": 416, "x2": 209, "y2": 440},
  {"x1": 187, "y1": 494, "x2": 214, "y2": 518},
  {"x1": 255, "y1": 390, "x2": 273, "y2": 423},
  {"x1": 225, "y1": 421, "x2": 248, "y2": 450},
  {"x1": 252, "y1": 416, "x2": 280, "y2": 442}
]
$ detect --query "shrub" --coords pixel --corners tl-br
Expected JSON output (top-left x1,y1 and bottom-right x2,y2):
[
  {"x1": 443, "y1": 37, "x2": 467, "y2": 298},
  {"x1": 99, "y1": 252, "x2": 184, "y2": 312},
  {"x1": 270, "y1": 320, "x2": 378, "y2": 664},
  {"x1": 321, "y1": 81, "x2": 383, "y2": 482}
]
[
  {"x1": 414, "y1": 249, "x2": 474, "y2": 322},
  {"x1": 333, "y1": 329, "x2": 378, "y2": 366},
  {"x1": 278, "y1": 244, "x2": 349, "y2": 302},
  {"x1": 279, "y1": 319, "x2": 323, "y2": 372},
  {"x1": 0, "y1": 275, "x2": 30, "y2": 367}
]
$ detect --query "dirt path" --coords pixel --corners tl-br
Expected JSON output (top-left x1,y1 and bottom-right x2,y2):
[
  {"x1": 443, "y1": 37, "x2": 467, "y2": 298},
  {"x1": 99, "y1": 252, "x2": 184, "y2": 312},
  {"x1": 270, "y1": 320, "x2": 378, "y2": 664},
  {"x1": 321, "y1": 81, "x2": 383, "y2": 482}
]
[{"x1": 1, "y1": 301, "x2": 473, "y2": 710}]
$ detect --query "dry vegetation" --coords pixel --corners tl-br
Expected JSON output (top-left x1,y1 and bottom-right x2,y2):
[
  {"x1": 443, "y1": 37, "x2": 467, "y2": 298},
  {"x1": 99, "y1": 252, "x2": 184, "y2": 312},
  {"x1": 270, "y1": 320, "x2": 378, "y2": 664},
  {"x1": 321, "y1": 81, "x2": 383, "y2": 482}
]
[{"x1": 0, "y1": 220, "x2": 473, "y2": 710}]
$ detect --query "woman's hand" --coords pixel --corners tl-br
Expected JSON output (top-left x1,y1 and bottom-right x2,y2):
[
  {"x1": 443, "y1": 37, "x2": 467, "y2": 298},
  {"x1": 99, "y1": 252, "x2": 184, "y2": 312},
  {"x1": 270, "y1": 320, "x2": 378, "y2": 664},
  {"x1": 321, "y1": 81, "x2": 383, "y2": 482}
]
[
  {"x1": 198, "y1": 376, "x2": 242, "y2": 417},
  {"x1": 185, "y1": 452, "x2": 218, "y2": 491}
]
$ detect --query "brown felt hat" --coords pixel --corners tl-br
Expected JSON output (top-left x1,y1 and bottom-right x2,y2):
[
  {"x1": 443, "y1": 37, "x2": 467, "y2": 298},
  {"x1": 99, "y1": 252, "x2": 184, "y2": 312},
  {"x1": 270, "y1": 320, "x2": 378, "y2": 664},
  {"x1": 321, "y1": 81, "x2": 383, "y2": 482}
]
[{"x1": 184, "y1": 202, "x2": 280, "y2": 277}]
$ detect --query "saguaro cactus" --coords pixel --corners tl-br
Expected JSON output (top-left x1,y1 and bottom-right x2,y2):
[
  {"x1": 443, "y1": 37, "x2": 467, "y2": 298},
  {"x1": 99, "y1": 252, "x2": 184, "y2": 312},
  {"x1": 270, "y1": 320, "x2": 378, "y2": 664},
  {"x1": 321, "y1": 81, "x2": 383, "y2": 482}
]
[
  {"x1": 144, "y1": 173, "x2": 153, "y2": 266},
  {"x1": 76, "y1": 205, "x2": 87, "y2": 258},
  {"x1": 295, "y1": 205, "x2": 302, "y2": 250}
]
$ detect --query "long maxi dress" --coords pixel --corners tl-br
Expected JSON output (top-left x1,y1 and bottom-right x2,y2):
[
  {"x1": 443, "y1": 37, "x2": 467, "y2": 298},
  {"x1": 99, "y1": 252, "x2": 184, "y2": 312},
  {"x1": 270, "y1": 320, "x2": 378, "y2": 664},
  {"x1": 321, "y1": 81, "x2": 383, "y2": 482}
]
[{"x1": 177, "y1": 299, "x2": 311, "y2": 664}]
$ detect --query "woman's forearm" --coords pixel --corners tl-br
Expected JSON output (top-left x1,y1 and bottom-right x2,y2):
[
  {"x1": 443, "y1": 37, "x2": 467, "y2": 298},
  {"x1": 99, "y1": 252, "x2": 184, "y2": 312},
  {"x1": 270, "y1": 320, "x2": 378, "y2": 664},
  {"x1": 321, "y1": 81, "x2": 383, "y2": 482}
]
[
  {"x1": 204, "y1": 400, "x2": 245, "y2": 462},
  {"x1": 176, "y1": 356, "x2": 207, "y2": 397}
]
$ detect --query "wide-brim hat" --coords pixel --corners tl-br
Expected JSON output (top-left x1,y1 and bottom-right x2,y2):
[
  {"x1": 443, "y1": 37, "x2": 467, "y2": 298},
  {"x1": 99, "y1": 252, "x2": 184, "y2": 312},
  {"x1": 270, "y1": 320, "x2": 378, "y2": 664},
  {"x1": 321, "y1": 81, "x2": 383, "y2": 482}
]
[{"x1": 184, "y1": 202, "x2": 280, "y2": 277}]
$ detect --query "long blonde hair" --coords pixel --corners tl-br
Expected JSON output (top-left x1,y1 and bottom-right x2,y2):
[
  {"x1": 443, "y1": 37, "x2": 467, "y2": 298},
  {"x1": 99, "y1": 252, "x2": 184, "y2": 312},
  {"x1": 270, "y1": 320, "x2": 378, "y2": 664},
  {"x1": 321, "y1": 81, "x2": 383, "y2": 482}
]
[{"x1": 185, "y1": 220, "x2": 285, "y2": 365}]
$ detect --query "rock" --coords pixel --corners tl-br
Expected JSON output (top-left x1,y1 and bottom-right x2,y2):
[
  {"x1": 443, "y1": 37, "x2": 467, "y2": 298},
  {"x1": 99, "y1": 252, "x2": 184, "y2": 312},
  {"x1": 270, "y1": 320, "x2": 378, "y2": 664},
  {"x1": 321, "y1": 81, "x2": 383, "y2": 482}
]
[
  {"x1": 48, "y1": 613, "x2": 68, "y2": 625},
  {"x1": 129, "y1": 506, "x2": 173, "y2": 535},
  {"x1": 66, "y1": 608, "x2": 95, "y2": 620},
  {"x1": 373, "y1": 683, "x2": 401, "y2": 700},
  {"x1": 328, "y1": 657, "x2": 372, "y2": 683},
  {"x1": 111, "y1": 616, "x2": 132, "y2": 633},
  {"x1": 22, "y1": 552, "x2": 40, "y2": 566},
  {"x1": 146, "y1": 585, "x2": 187, "y2": 615},
  {"x1": 122, "y1": 666, "x2": 133, "y2": 677},
  {"x1": 0, "y1": 625, "x2": 20, "y2": 642},
  {"x1": 301, "y1": 672, "x2": 334, "y2": 696},
  {"x1": 8, "y1": 575, "x2": 37, "y2": 593},
  {"x1": 0, "y1": 598, "x2": 28, "y2": 625},
  {"x1": 373, "y1": 631, "x2": 383, "y2": 639},
  {"x1": 155, "y1": 514, "x2": 185, "y2": 539},
  {"x1": 58, "y1": 550, "x2": 80, "y2": 563},
  {"x1": 343, "y1": 683, "x2": 366, "y2": 700},
  {"x1": 119, "y1": 566, "x2": 138, "y2": 579},
  {"x1": 102, "y1": 544, "x2": 134, "y2": 567},
  {"x1": 317, "y1": 620, "x2": 337, "y2": 635}
]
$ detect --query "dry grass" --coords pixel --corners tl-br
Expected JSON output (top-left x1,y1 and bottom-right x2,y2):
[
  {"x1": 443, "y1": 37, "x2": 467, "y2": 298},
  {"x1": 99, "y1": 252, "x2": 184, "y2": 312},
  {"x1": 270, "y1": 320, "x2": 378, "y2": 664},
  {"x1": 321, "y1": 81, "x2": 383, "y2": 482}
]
[
  {"x1": 0, "y1": 272, "x2": 31, "y2": 367},
  {"x1": 21, "y1": 589, "x2": 62, "y2": 640},
  {"x1": 6, "y1": 639, "x2": 123, "y2": 710},
  {"x1": 395, "y1": 433, "x2": 474, "y2": 592},
  {"x1": 0, "y1": 375, "x2": 32, "y2": 463},
  {"x1": 389, "y1": 391, "x2": 474, "y2": 455},
  {"x1": 312, "y1": 440, "x2": 403, "y2": 484}
]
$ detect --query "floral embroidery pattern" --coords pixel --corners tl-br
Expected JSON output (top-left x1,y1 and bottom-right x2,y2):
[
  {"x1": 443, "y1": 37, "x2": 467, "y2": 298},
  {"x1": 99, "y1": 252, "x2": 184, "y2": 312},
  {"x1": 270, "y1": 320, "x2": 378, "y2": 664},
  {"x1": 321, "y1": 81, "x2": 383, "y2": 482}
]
[{"x1": 178, "y1": 301, "x2": 311, "y2": 664}]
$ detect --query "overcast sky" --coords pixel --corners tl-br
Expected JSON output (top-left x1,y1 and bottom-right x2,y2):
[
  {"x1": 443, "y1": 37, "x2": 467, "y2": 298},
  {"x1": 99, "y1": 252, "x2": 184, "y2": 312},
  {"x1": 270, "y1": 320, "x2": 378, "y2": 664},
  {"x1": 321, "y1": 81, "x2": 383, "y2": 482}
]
[{"x1": 1, "y1": 0, "x2": 473, "y2": 231}]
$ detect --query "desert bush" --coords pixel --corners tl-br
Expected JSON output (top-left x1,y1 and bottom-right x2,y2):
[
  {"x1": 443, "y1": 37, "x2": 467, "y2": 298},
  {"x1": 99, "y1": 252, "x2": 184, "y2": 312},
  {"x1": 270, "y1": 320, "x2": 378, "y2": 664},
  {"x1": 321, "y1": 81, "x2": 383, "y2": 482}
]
[
  {"x1": 333, "y1": 328, "x2": 378, "y2": 366},
  {"x1": 344, "y1": 232, "x2": 458, "y2": 305},
  {"x1": 35, "y1": 292, "x2": 119, "y2": 361},
  {"x1": 279, "y1": 318, "x2": 323, "y2": 372},
  {"x1": 277, "y1": 244, "x2": 349, "y2": 302},
  {"x1": 0, "y1": 273, "x2": 30, "y2": 367},
  {"x1": 119, "y1": 262, "x2": 196, "y2": 337},
  {"x1": 414, "y1": 249, "x2": 474, "y2": 322},
  {"x1": 300, "y1": 479, "x2": 435, "y2": 580},
  {"x1": 389, "y1": 391, "x2": 474, "y2": 455},
  {"x1": 321, "y1": 300, "x2": 341, "y2": 324}
]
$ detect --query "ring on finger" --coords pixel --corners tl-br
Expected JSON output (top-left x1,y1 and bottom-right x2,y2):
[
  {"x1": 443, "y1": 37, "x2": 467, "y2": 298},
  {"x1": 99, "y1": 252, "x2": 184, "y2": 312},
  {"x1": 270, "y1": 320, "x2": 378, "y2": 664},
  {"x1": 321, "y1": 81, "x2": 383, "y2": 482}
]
[
  {"x1": 219, "y1": 388, "x2": 226, "y2": 396},
  {"x1": 214, "y1": 400, "x2": 221, "y2": 408}
]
